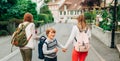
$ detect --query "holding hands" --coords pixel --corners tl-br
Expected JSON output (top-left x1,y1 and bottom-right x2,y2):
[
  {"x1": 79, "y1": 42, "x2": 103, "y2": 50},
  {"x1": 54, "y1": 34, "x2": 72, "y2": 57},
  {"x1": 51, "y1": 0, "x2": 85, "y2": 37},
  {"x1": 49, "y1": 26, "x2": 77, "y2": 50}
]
[{"x1": 62, "y1": 48, "x2": 67, "y2": 52}]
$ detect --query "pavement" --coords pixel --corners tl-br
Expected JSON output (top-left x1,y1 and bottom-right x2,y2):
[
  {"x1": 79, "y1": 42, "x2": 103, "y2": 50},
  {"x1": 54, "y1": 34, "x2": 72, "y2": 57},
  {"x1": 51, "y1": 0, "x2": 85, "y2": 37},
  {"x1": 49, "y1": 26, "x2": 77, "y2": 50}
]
[{"x1": 0, "y1": 23, "x2": 120, "y2": 61}]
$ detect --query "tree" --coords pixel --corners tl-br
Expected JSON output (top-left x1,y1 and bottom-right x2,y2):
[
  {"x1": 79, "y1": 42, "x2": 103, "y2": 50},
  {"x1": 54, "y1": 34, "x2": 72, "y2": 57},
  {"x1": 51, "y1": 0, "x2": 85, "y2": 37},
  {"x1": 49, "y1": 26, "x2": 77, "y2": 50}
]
[
  {"x1": 0, "y1": 0, "x2": 38, "y2": 35},
  {"x1": 39, "y1": 2, "x2": 54, "y2": 23},
  {"x1": 0, "y1": 0, "x2": 17, "y2": 21},
  {"x1": 8, "y1": 0, "x2": 37, "y2": 20},
  {"x1": 83, "y1": 0, "x2": 102, "y2": 7}
]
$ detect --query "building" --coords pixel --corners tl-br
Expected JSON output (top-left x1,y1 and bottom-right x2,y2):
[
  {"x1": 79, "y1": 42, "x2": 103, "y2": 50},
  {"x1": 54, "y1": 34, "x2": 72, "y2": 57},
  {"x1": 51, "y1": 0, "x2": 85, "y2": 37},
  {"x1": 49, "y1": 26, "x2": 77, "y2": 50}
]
[
  {"x1": 47, "y1": 0, "x2": 117, "y2": 23},
  {"x1": 59, "y1": 0, "x2": 84, "y2": 23},
  {"x1": 48, "y1": 0, "x2": 65, "y2": 23}
]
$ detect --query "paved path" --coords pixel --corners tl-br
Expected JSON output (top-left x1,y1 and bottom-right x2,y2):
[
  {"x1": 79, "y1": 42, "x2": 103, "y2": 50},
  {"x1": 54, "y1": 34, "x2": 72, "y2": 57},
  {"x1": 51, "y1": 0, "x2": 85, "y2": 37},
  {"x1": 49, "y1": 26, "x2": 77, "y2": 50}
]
[{"x1": 0, "y1": 23, "x2": 120, "y2": 61}]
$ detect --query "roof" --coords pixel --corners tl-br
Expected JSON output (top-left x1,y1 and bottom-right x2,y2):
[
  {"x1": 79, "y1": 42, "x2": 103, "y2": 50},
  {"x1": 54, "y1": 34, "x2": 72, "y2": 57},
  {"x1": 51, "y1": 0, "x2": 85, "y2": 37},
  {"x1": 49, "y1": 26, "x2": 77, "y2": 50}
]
[
  {"x1": 59, "y1": 0, "x2": 83, "y2": 11},
  {"x1": 47, "y1": 0, "x2": 60, "y2": 5}
]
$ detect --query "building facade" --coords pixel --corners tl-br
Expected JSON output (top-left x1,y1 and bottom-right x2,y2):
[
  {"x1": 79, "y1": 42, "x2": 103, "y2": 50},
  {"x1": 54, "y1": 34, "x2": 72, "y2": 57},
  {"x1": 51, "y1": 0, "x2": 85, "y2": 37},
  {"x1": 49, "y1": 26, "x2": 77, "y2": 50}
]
[
  {"x1": 48, "y1": 0, "x2": 65, "y2": 23},
  {"x1": 59, "y1": 0, "x2": 84, "y2": 23}
]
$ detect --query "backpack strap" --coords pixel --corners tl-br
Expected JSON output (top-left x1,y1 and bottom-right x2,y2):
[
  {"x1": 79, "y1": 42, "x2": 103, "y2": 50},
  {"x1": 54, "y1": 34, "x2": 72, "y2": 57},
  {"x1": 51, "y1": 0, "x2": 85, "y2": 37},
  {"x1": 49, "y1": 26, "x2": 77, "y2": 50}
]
[
  {"x1": 74, "y1": 37, "x2": 77, "y2": 42},
  {"x1": 44, "y1": 42, "x2": 48, "y2": 50},
  {"x1": 44, "y1": 39, "x2": 57, "y2": 50},
  {"x1": 74, "y1": 25, "x2": 88, "y2": 42},
  {"x1": 21, "y1": 23, "x2": 30, "y2": 29},
  {"x1": 77, "y1": 25, "x2": 88, "y2": 33},
  {"x1": 22, "y1": 23, "x2": 32, "y2": 43}
]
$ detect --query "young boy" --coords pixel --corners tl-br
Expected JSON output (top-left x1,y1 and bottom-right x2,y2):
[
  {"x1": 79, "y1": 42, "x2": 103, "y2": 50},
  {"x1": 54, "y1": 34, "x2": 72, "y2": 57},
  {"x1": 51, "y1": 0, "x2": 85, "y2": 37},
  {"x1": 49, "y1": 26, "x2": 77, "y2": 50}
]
[{"x1": 42, "y1": 27, "x2": 64, "y2": 61}]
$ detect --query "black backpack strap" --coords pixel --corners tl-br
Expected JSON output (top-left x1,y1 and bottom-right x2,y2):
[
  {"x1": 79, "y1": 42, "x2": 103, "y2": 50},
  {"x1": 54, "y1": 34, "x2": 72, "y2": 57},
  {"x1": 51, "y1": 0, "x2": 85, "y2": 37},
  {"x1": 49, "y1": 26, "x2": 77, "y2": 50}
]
[
  {"x1": 74, "y1": 25, "x2": 80, "y2": 42},
  {"x1": 54, "y1": 39, "x2": 57, "y2": 44},
  {"x1": 74, "y1": 37, "x2": 77, "y2": 42},
  {"x1": 44, "y1": 42, "x2": 48, "y2": 49}
]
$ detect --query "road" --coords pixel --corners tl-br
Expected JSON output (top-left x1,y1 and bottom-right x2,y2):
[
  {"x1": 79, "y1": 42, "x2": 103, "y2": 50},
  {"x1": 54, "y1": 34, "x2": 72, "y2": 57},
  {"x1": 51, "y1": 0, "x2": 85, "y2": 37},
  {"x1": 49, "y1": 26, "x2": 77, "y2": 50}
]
[{"x1": 0, "y1": 23, "x2": 119, "y2": 61}]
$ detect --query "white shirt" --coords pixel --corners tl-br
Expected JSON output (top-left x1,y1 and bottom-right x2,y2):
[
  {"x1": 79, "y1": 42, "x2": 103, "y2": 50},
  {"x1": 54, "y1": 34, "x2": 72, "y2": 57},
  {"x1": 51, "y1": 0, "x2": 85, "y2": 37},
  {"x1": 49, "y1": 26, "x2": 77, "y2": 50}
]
[
  {"x1": 64, "y1": 25, "x2": 91, "y2": 50},
  {"x1": 19, "y1": 22, "x2": 36, "y2": 49}
]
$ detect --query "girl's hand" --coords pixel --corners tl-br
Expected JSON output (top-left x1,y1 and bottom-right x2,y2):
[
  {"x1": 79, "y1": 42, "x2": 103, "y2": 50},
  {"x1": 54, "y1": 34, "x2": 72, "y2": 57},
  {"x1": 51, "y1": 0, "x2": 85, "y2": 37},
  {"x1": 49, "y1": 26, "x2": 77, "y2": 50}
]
[{"x1": 62, "y1": 48, "x2": 67, "y2": 52}]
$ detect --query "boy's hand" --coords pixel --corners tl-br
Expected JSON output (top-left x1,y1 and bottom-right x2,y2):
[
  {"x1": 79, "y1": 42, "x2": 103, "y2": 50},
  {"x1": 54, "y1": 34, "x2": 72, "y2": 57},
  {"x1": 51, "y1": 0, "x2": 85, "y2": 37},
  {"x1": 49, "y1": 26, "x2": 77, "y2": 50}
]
[
  {"x1": 62, "y1": 48, "x2": 67, "y2": 52},
  {"x1": 54, "y1": 48, "x2": 58, "y2": 53}
]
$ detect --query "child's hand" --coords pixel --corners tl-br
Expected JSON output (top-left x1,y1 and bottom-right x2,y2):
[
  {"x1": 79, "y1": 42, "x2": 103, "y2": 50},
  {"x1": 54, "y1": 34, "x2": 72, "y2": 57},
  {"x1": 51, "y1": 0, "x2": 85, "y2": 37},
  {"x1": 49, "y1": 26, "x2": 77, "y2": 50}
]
[
  {"x1": 62, "y1": 48, "x2": 67, "y2": 52},
  {"x1": 54, "y1": 48, "x2": 58, "y2": 53}
]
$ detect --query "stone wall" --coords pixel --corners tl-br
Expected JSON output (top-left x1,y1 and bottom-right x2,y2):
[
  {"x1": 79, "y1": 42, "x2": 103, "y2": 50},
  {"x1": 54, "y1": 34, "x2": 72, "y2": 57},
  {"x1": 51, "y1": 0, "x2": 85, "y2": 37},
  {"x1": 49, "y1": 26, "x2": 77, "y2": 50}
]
[{"x1": 92, "y1": 25, "x2": 120, "y2": 47}]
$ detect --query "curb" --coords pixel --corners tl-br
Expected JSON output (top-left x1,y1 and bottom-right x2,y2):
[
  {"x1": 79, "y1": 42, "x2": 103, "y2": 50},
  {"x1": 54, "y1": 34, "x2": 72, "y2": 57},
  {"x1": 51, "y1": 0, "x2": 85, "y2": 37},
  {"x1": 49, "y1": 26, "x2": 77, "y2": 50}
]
[{"x1": 0, "y1": 49, "x2": 19, "y2": 61}]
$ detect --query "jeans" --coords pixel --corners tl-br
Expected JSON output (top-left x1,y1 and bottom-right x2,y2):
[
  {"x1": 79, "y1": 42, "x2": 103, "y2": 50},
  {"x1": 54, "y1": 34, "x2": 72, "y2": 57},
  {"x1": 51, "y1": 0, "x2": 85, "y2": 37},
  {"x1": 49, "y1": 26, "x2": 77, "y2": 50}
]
[
  {"x1": 44, "y1": 56, "x2": 57, "y2": 61},
  {"x1": 20, "y1": 49, "x2": 32, "y2": 61}
]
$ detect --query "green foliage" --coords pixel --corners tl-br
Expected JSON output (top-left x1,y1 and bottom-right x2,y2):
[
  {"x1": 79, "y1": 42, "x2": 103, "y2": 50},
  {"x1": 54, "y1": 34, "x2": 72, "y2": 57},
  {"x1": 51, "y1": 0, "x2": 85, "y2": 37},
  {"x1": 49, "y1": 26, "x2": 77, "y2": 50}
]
[
  {"x1": 44, "y1": 0, "x2": 50, "y2": 3},
  {"x1": 38, "y1": 14, "x2": 49, "y2": 23},
  {"x1": 8, "y1": 0, "x2": 37, "y2": 20},
  {"x1": 117, "y1": 4, "x2": 120, "y2": 22},
  {"x1": 84, "y1": 10, "x2": 96, "y2": 23},
  {"x1": 99, "y1": 20, "x2": 112, "y2": 31},
  {"x1": 0, "y1": 30, "x2": 9, "y2": 36},
  {"x1": 99, "y1": 10, "x2": 113, "y2": 31},
  {"x1": 7, "y1": 23, "x2": 16, "y2": 35},
  {"x1": 0, "y1": 0, "x2": 38, "y2": 36},
  {"x1": 0, "y1": 0, "x2": 17, "y2": 20},
  {"x1": 39, "y1": 3, "x2": 54, "y2": 24},
  {"x1": 84, "y1": 12, "x2": 92, "y2": 20},
  {"x1": 0, "y1": 0, "x2": 37, "y2": 20}
]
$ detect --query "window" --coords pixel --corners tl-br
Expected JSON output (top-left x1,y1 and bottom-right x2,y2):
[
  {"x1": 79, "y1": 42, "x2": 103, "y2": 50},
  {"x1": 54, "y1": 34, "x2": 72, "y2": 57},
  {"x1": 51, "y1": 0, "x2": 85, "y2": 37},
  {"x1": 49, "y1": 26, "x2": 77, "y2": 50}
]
[
  {"x1": 60, "y1": 11, "x2": 62, "y2": 15},
  {"x1": 70, "y1": 10, "x2": 73, "y2": 15},
  {"x1": 64, "y1": 11, "x2": 66, "y2": 15}
]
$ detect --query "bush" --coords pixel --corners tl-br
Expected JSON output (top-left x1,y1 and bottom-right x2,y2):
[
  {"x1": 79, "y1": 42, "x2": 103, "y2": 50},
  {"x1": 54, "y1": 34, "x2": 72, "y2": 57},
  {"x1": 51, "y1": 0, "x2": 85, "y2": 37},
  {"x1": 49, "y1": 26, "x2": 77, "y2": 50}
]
[
  {"x1": 99, "y1": 10, "x2": 113, "y2": 31},
  {"x1": 38, "y1": 14, "x2": 49, "y2": 23},
  {"x1": 0, "y1": 30, "x2": 9, "y2": 36}
]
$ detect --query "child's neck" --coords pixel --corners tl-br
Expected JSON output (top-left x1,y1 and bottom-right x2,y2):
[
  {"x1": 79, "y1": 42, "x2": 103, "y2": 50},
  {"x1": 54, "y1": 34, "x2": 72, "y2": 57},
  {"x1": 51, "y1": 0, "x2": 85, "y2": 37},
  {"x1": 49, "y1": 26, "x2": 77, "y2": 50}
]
[{"x1": 48, "y1": 37, "x2": 54, "y2": 41}]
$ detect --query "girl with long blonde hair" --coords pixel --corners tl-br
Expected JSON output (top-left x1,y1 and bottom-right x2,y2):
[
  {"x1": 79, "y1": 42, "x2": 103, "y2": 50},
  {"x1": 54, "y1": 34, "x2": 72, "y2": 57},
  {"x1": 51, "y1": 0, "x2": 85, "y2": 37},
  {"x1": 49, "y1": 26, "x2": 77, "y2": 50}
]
[{"x1": 63, "y1": 14, "x2": 91, "y2": 61}]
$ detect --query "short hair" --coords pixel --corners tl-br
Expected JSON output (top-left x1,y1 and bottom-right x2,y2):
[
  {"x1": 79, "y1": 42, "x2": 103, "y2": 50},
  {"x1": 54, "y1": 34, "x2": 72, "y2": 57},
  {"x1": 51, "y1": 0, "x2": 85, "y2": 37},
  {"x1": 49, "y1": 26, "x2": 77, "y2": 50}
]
[
  {"x1": 46, "y1": 27, "x2": 56, "y2": 36},
  {"x1": 23, "y1": 12, "x2": 33, "y2": 22}
]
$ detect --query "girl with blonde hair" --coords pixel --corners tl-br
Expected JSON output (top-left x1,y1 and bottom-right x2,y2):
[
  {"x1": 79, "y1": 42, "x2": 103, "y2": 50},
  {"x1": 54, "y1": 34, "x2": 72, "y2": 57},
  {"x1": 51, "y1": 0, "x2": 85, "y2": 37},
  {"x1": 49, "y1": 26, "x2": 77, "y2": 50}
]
[{"x1": 63, "y1": 14, "x2": 91, "y2": 61}]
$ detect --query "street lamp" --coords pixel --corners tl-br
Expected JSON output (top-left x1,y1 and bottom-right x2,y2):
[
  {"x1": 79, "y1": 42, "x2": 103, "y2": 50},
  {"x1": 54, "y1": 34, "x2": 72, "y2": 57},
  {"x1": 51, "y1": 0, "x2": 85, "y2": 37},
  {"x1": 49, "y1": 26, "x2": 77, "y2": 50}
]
[{"x1": 111, "y1": 0, "x2": 117, "y2": 48}]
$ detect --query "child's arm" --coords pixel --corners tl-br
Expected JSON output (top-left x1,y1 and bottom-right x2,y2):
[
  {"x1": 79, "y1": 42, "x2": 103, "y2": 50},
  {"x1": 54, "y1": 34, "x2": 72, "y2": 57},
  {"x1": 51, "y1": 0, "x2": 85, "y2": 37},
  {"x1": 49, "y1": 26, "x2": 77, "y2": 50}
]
[{"x1": 42, "y1": 43, "x2": 58, "y2": 54}]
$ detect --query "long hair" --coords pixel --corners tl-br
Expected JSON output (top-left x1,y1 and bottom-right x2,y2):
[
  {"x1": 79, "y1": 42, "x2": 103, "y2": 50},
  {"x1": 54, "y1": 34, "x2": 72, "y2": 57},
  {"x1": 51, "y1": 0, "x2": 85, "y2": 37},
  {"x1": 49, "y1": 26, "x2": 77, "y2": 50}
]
[{"x1": 77, "y1": 14, "x2": 87, "y2": 29}]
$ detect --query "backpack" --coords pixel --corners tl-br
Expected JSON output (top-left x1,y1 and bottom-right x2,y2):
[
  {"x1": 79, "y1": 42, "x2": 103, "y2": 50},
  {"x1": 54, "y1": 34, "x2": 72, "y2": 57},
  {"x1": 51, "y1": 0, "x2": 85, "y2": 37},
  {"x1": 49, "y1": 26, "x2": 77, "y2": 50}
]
[
  {"x1": 11, "y1": 23, "x2": 32, "y2": 47},
  {"x1": 38, "y1": 36, "x2": 47, "y2": 59},
  {"x1": 74, "y1": 25, "x2": 90, "y2": 52}
]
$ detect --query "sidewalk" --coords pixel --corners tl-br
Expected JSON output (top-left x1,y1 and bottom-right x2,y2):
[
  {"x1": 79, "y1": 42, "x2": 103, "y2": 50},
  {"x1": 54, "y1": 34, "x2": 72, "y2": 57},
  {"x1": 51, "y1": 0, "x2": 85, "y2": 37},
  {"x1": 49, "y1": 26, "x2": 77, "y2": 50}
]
[
  {"x1": 91, "y1": 34, "x2": 120, "y2": 61},
  {"x1": 0, "y1": 36, "x2": 18, "y2": 60}
]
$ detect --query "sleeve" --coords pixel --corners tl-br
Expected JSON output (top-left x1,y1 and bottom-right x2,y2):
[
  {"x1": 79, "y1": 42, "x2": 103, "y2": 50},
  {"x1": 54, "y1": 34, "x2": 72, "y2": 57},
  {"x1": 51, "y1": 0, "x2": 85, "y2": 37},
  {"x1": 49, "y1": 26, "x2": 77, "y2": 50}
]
[
  {"x1": 42, "y1": 43, "x2": 55, "y2": 54},
  {"x1": 86, "y1": 28, "x2": 91, "y2": 39},
  {"x1": 64, "y1": 26, "x2": 76, "y2": 49},
  {"x1": 30, "y1": 23, "x2": 36, "y2": 39},
  {"x1": 57, "y1": 40, "x2": 64, "y2": 48}
]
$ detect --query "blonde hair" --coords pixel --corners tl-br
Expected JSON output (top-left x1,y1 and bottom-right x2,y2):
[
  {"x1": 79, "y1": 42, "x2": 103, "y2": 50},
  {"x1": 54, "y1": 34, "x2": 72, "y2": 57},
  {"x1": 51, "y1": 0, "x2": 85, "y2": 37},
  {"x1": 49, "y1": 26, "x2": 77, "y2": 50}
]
[
  {"x1": 77, "y1": 14, "x2": 87, "y2": 29},
  {"x1": 46, "y1": 27, "x2": 56, "y2": 36}
]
